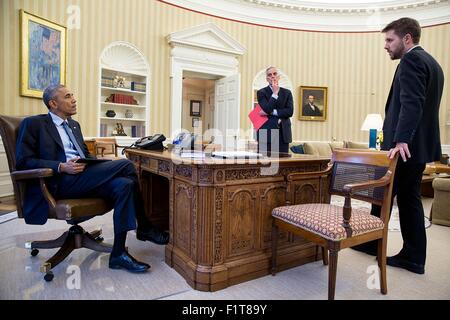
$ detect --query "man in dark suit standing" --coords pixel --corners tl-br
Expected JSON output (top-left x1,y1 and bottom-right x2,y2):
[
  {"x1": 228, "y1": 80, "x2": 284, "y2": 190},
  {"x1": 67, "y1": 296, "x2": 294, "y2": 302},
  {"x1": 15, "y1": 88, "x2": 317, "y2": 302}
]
[
  {"x1": 16, "y1": 85, "x2": 169, "y2": 273},
  {"x1": 302, "y1": 95, "x2": 322, "y2": 117},
  {"x1": 353, "y1": 18, "x2": 444, "y2": 275},
  {"x1": 257, "y1": 66, "x2": 293, "y2": 154}
]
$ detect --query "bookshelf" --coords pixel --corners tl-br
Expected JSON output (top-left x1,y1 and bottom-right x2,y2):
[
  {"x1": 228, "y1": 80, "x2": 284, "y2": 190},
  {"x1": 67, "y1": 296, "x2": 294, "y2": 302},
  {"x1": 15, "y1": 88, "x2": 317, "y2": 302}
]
[{"x1": 98, "y1": 42, "x2": 150, "y2": 139}]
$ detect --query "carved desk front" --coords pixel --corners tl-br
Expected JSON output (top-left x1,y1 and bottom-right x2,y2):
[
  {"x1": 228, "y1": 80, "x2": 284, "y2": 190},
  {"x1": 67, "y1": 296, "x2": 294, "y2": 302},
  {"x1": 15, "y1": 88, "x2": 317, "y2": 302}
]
[{"x1": 126, "y1": 150, "x2": 331, "y2": 291}]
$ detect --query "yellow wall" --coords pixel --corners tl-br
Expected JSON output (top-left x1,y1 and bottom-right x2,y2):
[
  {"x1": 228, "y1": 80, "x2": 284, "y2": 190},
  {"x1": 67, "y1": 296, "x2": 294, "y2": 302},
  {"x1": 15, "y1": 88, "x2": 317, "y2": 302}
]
[{"x1": 1, "y1": 0, "x2": 449, "y2": 144}]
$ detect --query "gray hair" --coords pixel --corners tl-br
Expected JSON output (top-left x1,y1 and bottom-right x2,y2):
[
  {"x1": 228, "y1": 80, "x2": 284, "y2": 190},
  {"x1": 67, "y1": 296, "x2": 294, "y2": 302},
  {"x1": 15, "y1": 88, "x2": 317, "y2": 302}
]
[
  {"x1": 265, "y1": 66, "x2": 278, "y2": 75},
  {"x1": 43, "y1": 84, "x2": 65, "y2": 109}
]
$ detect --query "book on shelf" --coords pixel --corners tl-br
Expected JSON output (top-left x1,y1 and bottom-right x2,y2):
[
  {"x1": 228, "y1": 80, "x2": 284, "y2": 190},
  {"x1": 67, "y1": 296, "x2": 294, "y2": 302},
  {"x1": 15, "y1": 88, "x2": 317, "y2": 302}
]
[
  {"x1": 131, "y1": 125, "x2": 137, "y2": 137},
  {"x1": 100, "y1": 123, "x2": 107, "y2": 137},
  {"x1": 101, "y1": 76, "x2": 114, "y2": 87},
  {"x1": 135, "y1": 124, "x2": 145, "y2": 137},
  {"x1": 131, "y1": 81, "x2": 146, "y2": 92},
  {"x1": 105, "y1": 93, "x2": 138, "y2": 105}
]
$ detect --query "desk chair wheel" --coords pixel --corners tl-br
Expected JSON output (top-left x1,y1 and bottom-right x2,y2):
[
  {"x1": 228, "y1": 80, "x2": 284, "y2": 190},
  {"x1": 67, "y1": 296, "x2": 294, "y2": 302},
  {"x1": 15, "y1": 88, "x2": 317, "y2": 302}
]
[
  {"x1": 44, "y1": 271, "x2": 54, "y2": 282},
  {"x1": 31, "y1": 248, "x2": 39, "y2": 256}
]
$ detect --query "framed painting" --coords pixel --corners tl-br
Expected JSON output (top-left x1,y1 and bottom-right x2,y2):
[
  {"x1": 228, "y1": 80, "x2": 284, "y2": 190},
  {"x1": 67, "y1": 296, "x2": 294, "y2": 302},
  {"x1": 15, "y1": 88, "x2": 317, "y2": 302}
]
[
  {"x1": 190, "y1": 100, "x2": 202, "y2": 116},
  {"x1": 20, "y1": 10, "x2": 67, "y2": 98},
  {"x1": 299, "y1": 86, "x2": 327, "y2": 121}
]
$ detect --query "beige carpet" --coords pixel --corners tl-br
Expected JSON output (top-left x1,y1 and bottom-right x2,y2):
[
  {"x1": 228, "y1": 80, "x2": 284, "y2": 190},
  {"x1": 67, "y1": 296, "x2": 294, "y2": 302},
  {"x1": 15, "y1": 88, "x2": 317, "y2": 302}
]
[{"x1": 0, "y1": 197, "x2": 448, "y2": 300}]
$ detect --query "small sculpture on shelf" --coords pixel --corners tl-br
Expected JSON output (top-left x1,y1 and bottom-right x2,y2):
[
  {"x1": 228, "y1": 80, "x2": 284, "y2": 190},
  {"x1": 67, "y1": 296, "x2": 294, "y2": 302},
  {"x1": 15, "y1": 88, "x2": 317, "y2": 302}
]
[
  {"x1": 113, "y1": 75, "x2": 126, "y2": 88},
  {"x1": 125, "y1": 109, "x2": 133, "y2": 118},
  {"x1": 112, "y1": 123, "x2": 127, "y2": 136},
  {"x1": 106, "y1": 110, "x2": 116, "y2": 118}
]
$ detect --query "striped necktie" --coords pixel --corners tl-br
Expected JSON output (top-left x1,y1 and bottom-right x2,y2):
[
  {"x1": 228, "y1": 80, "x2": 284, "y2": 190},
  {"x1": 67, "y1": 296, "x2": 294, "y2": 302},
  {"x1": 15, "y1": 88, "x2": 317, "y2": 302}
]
[{"x1": 62, "y1": 121, "x2": 86, "y2": 158}]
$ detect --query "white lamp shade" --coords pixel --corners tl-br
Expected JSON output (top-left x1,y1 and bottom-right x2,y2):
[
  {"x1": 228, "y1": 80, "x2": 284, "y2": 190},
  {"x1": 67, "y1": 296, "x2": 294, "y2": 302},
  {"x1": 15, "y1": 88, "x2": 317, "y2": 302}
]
[{"x1": 361, "y1": 114, "x2": 383, "y2": 131}]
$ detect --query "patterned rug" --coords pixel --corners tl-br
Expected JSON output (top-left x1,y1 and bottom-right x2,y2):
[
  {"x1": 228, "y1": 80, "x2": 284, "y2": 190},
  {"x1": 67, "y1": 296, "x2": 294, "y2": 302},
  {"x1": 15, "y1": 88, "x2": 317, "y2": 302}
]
[{"x1": 330, "y1": 196, "x2": 431, "y2": 231}]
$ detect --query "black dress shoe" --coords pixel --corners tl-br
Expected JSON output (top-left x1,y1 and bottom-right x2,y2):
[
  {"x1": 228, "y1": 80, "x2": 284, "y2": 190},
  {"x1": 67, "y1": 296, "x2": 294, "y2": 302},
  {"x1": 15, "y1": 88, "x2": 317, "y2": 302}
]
[
  {"x1": 351, "y1": 243, "x2": 378, "y2": 256},
  {"x1": 137, "y1": 227, "x2": 169, "y2": 245},
  {"x1": 109, "y1": 252, "x2": 150, "y2": 273},
  {"x1": 387, "y1": 254, "x2": 425, "y2": 274}
]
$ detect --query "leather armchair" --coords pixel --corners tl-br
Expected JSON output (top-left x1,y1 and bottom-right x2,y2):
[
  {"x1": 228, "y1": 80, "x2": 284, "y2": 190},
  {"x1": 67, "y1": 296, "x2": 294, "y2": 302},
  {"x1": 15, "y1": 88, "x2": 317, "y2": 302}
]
[{"x1": 0, "y1": 115, "x2": 113, "y2": 282}]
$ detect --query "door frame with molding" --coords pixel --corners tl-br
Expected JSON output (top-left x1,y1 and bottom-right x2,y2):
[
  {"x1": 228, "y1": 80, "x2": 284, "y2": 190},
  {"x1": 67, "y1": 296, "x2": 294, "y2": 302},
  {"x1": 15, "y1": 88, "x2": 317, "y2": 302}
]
[{"x1": 167, "y1": 23, "x2": 245, "y2": 136}]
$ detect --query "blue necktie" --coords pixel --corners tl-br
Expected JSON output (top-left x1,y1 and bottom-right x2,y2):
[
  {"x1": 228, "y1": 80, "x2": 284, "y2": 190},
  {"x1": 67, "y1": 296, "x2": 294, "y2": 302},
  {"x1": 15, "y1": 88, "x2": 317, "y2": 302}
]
[{"x1": 62, "y1": 121, "x2": 86, "y2": 158}]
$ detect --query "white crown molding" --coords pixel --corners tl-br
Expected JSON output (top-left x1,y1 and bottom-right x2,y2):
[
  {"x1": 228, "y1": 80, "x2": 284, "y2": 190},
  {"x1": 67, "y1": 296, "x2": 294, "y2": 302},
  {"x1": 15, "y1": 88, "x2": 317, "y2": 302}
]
[
  {"x1": 161, "y1": 0, "x2": 450, "y2": 32},
  {"x1": 167, "y1": 22, "x2": 246, "y2": 55}
]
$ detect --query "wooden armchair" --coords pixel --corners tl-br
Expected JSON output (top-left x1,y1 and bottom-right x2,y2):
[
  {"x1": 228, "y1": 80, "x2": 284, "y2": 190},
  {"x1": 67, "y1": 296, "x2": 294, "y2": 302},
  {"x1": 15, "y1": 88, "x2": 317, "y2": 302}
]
[
  {"x1": 0, "y1": 115, "x2": 113, "y2": 282},
  {"x1": 93, "y1": 137, "x2": 118, "y2": 159},
  {"x1": 271, "y1": 148, "x2": 398, "y2": 300}
]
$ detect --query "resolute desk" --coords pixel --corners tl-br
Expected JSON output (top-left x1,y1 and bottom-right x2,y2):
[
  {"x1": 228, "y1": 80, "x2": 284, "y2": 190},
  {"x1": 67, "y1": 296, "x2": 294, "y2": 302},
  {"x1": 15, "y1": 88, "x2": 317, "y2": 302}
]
[{"x1": 126, "y1": 149, "x2": 330, "y2": 291}]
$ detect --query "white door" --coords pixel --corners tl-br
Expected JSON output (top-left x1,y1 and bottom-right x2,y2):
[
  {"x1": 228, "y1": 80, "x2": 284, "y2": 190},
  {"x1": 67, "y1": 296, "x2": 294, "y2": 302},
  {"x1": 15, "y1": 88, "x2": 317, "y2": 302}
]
[{"x1": 214, "y1": 74, "x2": 240, "y2": 150}]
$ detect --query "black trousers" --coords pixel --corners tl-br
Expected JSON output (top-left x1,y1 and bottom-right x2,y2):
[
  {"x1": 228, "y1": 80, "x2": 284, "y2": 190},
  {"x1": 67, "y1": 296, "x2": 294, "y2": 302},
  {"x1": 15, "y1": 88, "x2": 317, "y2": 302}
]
[
  {"x1": 55, "y1": 159, "x2": 149, "y2": 235},
  {"x1": 257, "y1": 128, "x2": 289, "y2": 154},
  {"x1": 369, "y1": 160, "x2": 427, "y2": 264}
]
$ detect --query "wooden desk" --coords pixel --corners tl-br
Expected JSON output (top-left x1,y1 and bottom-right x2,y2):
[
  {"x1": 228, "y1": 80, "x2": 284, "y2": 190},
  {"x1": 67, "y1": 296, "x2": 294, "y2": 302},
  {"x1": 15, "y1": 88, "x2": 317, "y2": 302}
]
[
  {"x1": 433, "y1": 162, "x2": 450, "y2": 174},
  {"x1": 126, "y1": 150, "x2": 331, "y2": 291},
  {"x1": 421, "y1": 162, "x2": 450, "y2": 197}
]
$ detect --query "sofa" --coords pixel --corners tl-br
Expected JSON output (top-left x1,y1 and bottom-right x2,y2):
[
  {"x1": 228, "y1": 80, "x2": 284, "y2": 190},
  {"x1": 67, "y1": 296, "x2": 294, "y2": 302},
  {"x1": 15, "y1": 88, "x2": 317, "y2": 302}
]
[
  {"x1": 431, "y1": 177, "x2": 450, "y2": 226},
  {"x1": 289, "y1": 140, "x2": 369, "y2": 157}
]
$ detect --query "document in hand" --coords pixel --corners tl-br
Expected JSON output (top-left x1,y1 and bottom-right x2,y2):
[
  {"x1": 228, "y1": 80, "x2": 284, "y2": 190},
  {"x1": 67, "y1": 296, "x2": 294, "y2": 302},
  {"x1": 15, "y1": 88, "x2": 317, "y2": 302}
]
[{"x1": 248, "y1": 104, "x2": 268, "y2": 130}]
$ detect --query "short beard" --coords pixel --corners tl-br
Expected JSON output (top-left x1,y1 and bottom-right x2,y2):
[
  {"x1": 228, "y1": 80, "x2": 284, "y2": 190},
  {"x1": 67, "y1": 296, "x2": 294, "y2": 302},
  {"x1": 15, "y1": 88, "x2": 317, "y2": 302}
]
[{"x1": 390, "y1": 42, "x2": 405, "y2": 60}]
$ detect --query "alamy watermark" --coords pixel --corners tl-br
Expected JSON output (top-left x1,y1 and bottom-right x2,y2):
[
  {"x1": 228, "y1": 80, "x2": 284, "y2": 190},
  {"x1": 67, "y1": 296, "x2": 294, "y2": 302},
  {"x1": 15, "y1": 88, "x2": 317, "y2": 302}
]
[
  {"x1": 366, "y1": 264, "x2": 381, "y2": 290},
  {"x1": 66, "y1": 5, "x2": 81, "y2": 30}
]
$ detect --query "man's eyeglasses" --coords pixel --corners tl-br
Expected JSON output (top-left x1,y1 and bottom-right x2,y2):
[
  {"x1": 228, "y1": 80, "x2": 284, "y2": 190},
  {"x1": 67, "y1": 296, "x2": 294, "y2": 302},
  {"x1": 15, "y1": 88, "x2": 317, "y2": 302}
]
[{"x1": 267, "y1": 72, "x2": 278, "y2": 77}]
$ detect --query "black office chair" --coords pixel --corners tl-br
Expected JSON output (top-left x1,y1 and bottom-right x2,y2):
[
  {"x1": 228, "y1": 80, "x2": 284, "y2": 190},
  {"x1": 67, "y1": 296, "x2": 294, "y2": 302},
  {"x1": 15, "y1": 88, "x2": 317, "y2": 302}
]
[{"x1": 0, "y1": 115, "x2": 113, "y2": 281}]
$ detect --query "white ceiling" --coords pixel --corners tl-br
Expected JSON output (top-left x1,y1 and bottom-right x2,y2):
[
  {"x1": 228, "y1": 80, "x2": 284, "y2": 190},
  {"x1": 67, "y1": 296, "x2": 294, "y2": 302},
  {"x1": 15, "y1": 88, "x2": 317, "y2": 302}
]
[{"x1": 162, "y1": 0, "x2": 450, "y2": 31}]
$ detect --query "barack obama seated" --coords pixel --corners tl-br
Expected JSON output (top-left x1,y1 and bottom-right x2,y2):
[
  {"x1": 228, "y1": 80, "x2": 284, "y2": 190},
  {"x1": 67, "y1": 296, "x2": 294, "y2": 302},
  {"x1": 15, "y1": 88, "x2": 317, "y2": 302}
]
[{"x1": 16, "y1": 85, "x2": 168, "y2": 273}]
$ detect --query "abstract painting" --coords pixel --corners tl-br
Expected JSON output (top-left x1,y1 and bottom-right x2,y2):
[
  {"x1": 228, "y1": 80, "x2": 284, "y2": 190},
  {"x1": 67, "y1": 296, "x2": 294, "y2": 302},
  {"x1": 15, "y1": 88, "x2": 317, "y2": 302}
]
[{"x1": 20, "y1": 10, "x2": 66, "y2": 98}]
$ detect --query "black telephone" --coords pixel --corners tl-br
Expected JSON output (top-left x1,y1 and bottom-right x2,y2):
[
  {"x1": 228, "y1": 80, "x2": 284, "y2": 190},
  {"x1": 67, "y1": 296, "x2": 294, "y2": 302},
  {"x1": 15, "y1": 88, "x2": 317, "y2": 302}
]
[{"x1": 134, "y1": 134, "x2": 166, "y2": 150}]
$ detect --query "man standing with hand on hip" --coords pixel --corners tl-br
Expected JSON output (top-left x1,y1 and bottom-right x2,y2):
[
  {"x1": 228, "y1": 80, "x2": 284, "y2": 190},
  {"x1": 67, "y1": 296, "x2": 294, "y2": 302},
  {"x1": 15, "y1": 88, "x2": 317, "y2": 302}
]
[{"x1": 353, "y1": 17, "x2": 444, "y2": 275}]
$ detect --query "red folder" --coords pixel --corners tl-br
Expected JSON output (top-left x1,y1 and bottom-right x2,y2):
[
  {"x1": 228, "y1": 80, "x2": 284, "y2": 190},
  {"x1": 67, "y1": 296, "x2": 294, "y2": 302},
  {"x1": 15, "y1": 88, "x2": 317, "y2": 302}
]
[{"x1": 248, "y1": 104, "x2": 268, "y2": 130}]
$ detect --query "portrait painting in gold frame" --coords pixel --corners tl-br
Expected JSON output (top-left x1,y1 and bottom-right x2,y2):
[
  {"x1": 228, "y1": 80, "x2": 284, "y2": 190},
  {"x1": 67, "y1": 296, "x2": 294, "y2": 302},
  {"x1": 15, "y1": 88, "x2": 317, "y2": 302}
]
[{"x1": 299, "y1": 86, "x2": 327, "y2": 121}]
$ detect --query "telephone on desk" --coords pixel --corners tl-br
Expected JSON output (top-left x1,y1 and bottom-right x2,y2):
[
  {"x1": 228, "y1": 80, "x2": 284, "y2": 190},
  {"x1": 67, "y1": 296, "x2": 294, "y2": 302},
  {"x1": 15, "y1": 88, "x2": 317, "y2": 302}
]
[{"x1": 122, "y1": 134, "x2": 166, "y2": 154}]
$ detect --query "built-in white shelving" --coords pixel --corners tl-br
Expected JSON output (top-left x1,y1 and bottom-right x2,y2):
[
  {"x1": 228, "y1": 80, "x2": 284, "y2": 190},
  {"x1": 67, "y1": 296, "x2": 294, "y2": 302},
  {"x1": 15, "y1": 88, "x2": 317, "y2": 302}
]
[{"x1": 98, "y1": 41, "x2": 150, "y2": 138}]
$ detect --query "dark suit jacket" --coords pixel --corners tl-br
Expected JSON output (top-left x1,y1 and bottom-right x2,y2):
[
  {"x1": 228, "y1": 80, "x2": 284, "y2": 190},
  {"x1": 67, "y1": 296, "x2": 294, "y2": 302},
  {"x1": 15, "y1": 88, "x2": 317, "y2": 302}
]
[
  {"x1": 302, "y1": 103, "x2": 322, "y2": 117},
  {"x1": 257, "y1": 86, "x2": 293, "y2": 143},
  {"x1": 382, "y1": 46, "x2": 444, "y2": 164},
  {"x1": 15, "y1": 114, "x2": 91, "y2": 225}
]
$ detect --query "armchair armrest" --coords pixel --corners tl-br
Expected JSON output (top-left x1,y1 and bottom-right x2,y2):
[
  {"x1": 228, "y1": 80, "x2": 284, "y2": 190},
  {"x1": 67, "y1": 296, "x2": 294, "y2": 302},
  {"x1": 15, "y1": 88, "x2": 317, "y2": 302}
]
[
  {"x1": 287, "y1": 162, "x2": 333, "y2": 181},
  {"x1": 340, "y1": 171, "x2": 393, "y2": 238},
  {"x1": 11, "y1": 168, "x2": 56, "y2": 210},
  {"x1": 11, "y1": 168, "x2": 54, "y2": 180},
  {"x1": 342, "y1": 172, "x2": 392, "y2": 195}
]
